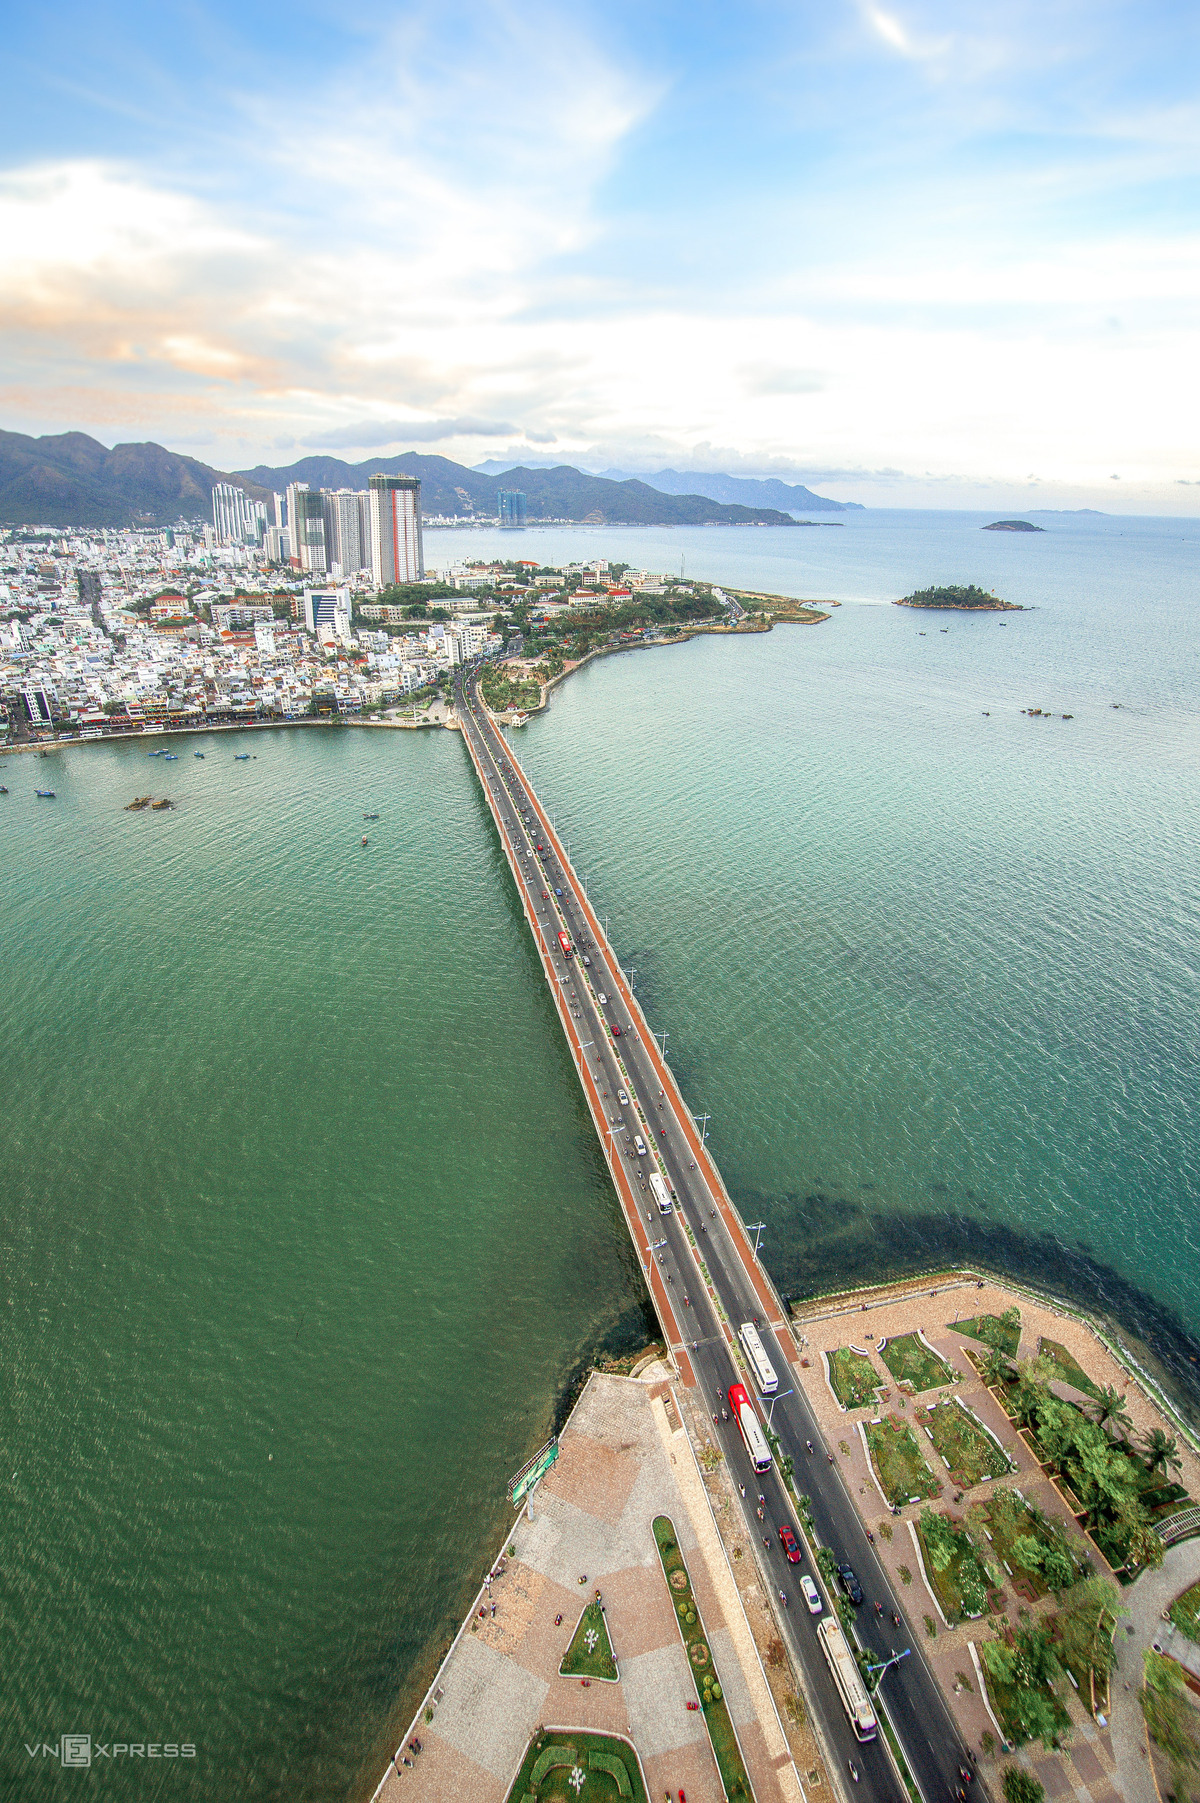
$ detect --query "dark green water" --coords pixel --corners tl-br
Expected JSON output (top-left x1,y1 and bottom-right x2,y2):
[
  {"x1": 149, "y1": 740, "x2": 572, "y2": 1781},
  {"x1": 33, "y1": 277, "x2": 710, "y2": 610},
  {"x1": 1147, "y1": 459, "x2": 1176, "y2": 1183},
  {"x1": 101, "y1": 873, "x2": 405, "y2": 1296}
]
[
  {"x1": 0, "y1": 729, "x2": 649, "y2": 1800},
  {"x1": 3, "y1": 509, "x2": 1199, "y2": 1801}
]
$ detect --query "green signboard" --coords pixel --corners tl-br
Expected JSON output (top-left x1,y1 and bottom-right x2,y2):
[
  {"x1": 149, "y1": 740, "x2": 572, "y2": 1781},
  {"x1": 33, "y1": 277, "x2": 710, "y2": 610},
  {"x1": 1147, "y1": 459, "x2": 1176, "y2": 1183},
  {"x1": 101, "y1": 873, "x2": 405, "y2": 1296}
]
[{"x1": 508, "y1": 1440, "x2": 559, "y2": 1508}]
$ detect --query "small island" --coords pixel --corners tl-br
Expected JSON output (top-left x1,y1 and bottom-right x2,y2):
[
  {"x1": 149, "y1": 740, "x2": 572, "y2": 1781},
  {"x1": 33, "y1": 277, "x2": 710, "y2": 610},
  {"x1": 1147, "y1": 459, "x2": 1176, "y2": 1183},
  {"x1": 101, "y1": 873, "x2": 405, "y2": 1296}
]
[
  {"x1": 895, "y1": 584, "x2": 1026, "y2": 611},
  {"x1": 982, "y1": 519, "x2": 1044, "y2": 532}
]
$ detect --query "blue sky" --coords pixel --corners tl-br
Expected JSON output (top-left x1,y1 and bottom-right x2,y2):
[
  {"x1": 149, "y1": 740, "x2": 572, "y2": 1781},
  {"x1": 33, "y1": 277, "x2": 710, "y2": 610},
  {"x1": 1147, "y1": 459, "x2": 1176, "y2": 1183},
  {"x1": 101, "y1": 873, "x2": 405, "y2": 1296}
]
[{"x1": 2, "y1": 0, "x2": 1198, "y2": 506}]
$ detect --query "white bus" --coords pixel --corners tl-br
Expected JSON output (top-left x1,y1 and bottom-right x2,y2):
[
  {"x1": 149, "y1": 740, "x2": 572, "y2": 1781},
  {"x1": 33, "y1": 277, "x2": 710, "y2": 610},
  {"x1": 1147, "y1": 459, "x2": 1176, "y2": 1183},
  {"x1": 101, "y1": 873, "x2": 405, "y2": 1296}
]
[
  {"x1": 738, "y1": 1322, "x2": 779, "y2": 1396},
  {"x1": 649, "y1": 1172, "x2": 673, "y2": 1216},
  {"x1": 817, "y1": 1618, "x2": 877, "y2": 1742}
]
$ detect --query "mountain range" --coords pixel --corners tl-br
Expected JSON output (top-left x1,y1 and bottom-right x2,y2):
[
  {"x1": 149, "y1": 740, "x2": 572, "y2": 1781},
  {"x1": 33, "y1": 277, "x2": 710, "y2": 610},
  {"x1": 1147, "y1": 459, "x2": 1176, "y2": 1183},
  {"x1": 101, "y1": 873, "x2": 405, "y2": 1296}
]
[
  {"x1": 0, "y1": 428, "x2": 825, "y2": 528},
  {"x1": 475, "y1": 459, "x2": 862, "y2": 513}
]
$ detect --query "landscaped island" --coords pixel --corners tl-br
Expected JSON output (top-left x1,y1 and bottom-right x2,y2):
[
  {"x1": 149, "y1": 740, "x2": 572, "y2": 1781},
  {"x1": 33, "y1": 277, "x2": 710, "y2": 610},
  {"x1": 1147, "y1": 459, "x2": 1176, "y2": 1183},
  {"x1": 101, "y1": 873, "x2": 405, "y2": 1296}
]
[{"x1": 894, "y1": 585, "x2": 1026, "y2": 611}]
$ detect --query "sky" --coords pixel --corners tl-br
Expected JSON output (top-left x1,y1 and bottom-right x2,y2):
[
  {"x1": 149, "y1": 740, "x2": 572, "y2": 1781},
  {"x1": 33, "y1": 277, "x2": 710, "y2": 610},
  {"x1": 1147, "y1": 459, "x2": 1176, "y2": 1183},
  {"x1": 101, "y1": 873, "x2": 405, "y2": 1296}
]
[{"x1": 2, "y1": 0, "x2": 1199, "y2": 509}]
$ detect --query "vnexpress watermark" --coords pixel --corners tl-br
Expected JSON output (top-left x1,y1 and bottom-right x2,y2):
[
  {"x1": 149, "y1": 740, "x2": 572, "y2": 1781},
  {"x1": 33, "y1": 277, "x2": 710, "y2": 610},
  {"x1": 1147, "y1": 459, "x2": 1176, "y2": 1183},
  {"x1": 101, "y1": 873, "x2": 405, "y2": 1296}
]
[{"x1": 26, "y1": 1736, "x2": 197, "y2": 1768}]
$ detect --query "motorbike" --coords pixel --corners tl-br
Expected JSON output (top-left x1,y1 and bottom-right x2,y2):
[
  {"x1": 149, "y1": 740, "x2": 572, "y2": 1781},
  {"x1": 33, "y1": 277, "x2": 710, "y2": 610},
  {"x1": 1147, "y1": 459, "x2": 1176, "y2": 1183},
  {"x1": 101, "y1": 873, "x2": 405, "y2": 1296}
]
[{"x1": 848, "y1": 1762, "x2": 860, "y2": 1784}]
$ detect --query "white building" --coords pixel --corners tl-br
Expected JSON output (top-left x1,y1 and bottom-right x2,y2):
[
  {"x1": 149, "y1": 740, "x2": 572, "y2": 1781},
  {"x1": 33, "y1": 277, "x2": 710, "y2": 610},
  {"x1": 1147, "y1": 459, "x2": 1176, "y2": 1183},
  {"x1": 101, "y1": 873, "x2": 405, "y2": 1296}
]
[
  {"x1": 303, "y1": 586, "x2": 353, "y2": 642},
  {"x1": 211, "y1": 483, "x2": 267, "y2": 548},
  {"x1": 368, "y1": 475, "x2": 423, "y2": 588}
]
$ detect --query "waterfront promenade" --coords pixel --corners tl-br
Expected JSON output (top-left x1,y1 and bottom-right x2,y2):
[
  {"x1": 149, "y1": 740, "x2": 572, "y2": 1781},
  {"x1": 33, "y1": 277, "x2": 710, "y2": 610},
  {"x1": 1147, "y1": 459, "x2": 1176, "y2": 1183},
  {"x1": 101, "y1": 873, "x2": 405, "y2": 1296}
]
[{"x1": 452, "y1": 663, "x2": 978, "y2": 1803}]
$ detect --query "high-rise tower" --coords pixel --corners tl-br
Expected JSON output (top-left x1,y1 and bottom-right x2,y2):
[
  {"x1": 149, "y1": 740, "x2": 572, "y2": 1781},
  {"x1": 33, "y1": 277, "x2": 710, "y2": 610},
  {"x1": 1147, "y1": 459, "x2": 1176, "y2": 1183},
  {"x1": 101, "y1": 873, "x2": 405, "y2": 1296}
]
[{"x1": 368, "y1": 475, "x2": 423, "y2": 589}]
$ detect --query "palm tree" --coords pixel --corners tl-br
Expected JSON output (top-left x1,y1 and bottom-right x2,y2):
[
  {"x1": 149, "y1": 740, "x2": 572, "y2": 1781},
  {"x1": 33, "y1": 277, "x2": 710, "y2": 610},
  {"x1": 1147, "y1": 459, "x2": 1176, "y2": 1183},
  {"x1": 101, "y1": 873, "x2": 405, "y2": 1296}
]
[
  {"x1": 1090, "y1": 1385, "x2": 1134, "y2": 1442},
  {"x1": 980, "y1": 1348, "x2": 1013, "y2": 1390},
  {"x1": 1141, "y1": 1427, "x2": 1182, "y2": 1478}
]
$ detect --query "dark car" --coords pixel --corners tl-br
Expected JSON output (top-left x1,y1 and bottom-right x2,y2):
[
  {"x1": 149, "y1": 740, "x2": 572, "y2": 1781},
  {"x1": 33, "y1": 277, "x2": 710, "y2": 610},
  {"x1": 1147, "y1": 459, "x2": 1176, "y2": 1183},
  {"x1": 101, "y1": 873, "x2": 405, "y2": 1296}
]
[
  {"x1": 837, "y1": 1563, "x2": 864, "y2": 1605},
  {"x1": 778, "y1": 1525, "x2": 802, "y2": 1564}
]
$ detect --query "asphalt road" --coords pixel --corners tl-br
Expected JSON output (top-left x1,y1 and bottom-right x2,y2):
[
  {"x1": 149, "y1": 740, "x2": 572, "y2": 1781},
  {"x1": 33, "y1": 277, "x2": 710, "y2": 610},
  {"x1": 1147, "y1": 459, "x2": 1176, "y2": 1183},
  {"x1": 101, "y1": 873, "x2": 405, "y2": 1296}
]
[{"x1": 456, "y1": 666, "x2": 978, "y2": 1803}]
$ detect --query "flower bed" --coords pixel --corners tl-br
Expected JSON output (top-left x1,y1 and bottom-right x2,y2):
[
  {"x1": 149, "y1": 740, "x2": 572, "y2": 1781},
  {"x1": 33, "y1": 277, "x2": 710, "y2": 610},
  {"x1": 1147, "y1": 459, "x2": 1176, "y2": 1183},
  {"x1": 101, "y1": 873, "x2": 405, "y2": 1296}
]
[
  {"x1": 653, "y1": 1516, "x2": 751, "y2": 1799},
  {"x1": 924, "y1": 1399, "x2": 1013, "y2": 1488},
  {"x1": 827, "y1": 1345, "x2": 883, "y2": 1409},
  {"x1": 866, "y1": 1414, "x2": 941, "y2": 1505},
  {"x1": 560, "y1": 1598, "x2": 618, "y2": 1681},
  {"x1": 505, "y1": 1729, "x2": 648, "y2": 1801},
  {"x1": 878, "y1": 1331, "x2": 956, "y2": 1393},
  {"x1": 915, "y1": 1508, "x2": 992, "y2": 1623}
]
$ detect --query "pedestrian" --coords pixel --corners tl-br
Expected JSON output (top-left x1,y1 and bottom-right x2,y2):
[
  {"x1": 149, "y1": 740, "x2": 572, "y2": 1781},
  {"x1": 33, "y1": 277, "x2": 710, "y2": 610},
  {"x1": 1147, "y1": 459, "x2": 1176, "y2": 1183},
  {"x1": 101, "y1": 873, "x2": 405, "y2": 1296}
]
[{"x1": 491, "y1": 1601, "x2": 496, "y2": 1617}]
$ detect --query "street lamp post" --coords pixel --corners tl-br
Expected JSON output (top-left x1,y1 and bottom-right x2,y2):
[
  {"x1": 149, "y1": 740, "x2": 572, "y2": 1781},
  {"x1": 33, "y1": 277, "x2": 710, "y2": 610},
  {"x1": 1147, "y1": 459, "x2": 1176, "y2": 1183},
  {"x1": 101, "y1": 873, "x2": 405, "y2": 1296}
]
[
  {"x1": 864, "y1": 1648, "x2": 912, "y2": 1689},
  {"x1": 654, "y1": 1030, "x2": 670, "y2": 1058},
  {"x1": 692, "y1": 1111, "x2": 711, "y2": 1148},
  {"x1": 747, "y1": 1221, "x2": 767, "y2": 1257},
  {"x1": 766, "y1": 1388, "x2": 794, "y2": 1432}
]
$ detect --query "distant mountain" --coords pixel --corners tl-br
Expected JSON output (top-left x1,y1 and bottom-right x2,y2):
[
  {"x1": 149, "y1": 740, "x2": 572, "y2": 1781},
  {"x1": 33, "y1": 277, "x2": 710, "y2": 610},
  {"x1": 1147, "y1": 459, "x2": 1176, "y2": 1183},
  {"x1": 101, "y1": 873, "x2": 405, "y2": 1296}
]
[
  {"x1": 594, "y1": 467, "x2": 863, "y2": 513},
  {"x1": 234, "y1": 453, "x2": 801, "y2": 526},
  {"x1": 0, "y1": 429, "x2": 270, "y2": 527},
  {"x1": 0, "y1": 429, "x2": 807, "y2": 529}
]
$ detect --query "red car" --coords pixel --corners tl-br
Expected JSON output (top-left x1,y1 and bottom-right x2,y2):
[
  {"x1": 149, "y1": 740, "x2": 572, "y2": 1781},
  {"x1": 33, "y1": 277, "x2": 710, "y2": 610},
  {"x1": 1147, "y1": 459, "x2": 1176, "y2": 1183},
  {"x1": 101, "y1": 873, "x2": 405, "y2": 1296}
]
[
  {"x1": 778, "y1": 1525, "x2": 802, "y2": 1564},
  {"x1": 542, "y1": 890, "x2": 549, "y2": 899},
  {"x1": 611, "y1": 1023, "x2": 622, "y2": 1037}
]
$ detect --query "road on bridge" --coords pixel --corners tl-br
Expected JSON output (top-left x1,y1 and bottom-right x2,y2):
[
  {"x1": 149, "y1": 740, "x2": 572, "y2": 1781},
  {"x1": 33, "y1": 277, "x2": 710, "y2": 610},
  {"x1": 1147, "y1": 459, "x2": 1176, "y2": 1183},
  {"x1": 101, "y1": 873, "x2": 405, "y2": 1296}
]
[{"x1": 455, "y1": 663, "x2": 979, "y2": 1803}]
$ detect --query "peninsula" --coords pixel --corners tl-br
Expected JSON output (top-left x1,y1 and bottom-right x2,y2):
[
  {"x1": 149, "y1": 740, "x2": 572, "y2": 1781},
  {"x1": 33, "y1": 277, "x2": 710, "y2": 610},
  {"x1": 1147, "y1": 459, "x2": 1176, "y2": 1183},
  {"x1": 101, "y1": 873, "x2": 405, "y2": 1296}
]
[{"x1": 894, "y1": 584, "x2": 1025, "y2": 611}]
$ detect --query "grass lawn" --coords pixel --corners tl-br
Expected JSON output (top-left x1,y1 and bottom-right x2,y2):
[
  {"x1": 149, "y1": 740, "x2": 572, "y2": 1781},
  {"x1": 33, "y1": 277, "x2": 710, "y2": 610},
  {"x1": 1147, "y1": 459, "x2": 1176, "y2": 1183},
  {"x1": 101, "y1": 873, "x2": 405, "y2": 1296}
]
[
  {"x1": 924, "y1": 1399, "x2": 1013, "y2": 1488},
  {"x1": 828, "y1": 1346, "x2": 883, "y2": 1409},
  {"x1": 1169, "y1": 1581, "x2": 1200, "y2": 1645},
  {"x1": 952, "y1": 1313, "x2": 1021, "y2": 1359},
  {"x1": 653, "y1": 1516, "x2": 752, "y2": 1799},
  {"x1": 865, "y1": 1415, "x2": 941, "y2": 1506},
  {"x1": 560, "y1": 1600, "x2": 618, "y2": 1681},
  {"x1": 504, "y1": 1729, "x2": 648, "y2": 1802},
  {"x1": 878, "y1": 1331, "x2": 957, "y2": 1393},
  {"x1": 915, "y1": 1510, "x2": 993, "y2": 1623},
  {"x1": 1037, "y1": 1338, "x2": 1102, "y2": 1400}
]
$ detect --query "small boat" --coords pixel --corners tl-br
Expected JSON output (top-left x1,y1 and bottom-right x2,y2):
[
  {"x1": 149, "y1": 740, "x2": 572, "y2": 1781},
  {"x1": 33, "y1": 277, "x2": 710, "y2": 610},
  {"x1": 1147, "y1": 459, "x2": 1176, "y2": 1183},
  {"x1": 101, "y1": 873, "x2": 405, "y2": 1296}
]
[
  {"x1": 234, "y1": 753, "x2": 251, "y2": 761},
  {"x1": 361, "y1": 835, "x2": 368, "y2": 846},
  {"x1": 363, "y1": 812, "x2": 379, "y2": 820},
  {"x1": 36, "y1": 788, "x2": 56, "y2": 798},
  {"x1": 0, "y1": 785, "x2": 7, "y2": 794},
  {"x1": 163, "y1": 754, "x2": 178, "y2": 761},
  {"x1": 194, "y1": 752, "x2": 205, "y2": 759},
  {"x1": 148, "y1": 750, "x2": 162, "y2": 757}
]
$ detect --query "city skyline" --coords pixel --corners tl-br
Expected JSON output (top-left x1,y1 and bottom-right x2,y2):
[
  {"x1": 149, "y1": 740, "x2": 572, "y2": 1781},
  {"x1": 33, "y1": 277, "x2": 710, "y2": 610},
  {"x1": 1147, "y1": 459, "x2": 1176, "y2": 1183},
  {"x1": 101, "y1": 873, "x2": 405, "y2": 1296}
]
[{"x1": 1, "y1": 0, "x2": 1198, "y2": 510}]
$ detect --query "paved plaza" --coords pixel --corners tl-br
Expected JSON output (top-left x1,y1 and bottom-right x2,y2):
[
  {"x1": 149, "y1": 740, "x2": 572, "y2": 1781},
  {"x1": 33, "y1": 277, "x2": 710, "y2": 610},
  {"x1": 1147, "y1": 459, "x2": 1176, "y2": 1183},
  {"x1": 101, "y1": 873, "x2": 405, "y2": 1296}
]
[{"x1": 375, "y1": 1370, "x2": 803, "y2": 1803}]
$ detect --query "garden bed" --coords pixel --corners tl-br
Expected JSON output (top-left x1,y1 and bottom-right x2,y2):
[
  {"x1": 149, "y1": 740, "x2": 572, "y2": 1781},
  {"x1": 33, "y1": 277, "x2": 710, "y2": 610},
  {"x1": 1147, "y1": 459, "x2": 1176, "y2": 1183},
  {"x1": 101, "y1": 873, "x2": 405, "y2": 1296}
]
[
  {"x1": 1168, "y1": 1580, "x2": 1200, "y2": 1645},
  {"x1": 968, "y1": 1487, "x2": 1084, "y2": 1600},
  {"x1": 924, "y1": 1399, "x2": 1013, "y2": 1488},
  {"x1": 978, "y1": 1661, "x2": 1071, "y2": 1752},
  {"x1": 504, "y1": 1729, "x2": 648, "y2": 1802},
  {"x1": 951, "y1": 1311, "x2": 1021, "y2": 1359},
  {"x1": 653, "y1": 1516, "x2": 752, "y2": 1800},
  {"x1": 865, "y1": 1415, "x2": 941, "y2": 1506},
  {"x1": 1036, "y1": 1338, "x2": 1102, "y2": 1399},
  {"x1": 827, "y1": 1346, "x2": 884, "y2": 1410},
  {"x1": 914, "y1": 1509, "x2": 993, "y2": 1623},
  {"x1": 878, "y1": 1331, "x2": 956, "y2": 1393},
  {"x1": 560, "y1": 1598, "x2": 618, "y2": 1681}
]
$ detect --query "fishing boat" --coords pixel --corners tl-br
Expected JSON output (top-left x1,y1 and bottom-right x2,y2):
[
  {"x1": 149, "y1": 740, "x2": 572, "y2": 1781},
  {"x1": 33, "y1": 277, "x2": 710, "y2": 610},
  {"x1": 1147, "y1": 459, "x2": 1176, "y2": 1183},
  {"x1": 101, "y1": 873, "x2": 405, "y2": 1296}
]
[
  {"x1": 148, "y1": 750, "x2": 162, "y2": 757},
  {"x1": 234, "y1": 753, "x2": 251, "y2": 761},
  {"x1": 0, "y1": 785, "x2": 8, "y2": 794},
  {"x1": 36, "y1": 788, "x2": 56, "y2": 798},
  {"x1": 363, "y1": 812, "x2": 379, "y2": 820},
  {"x1": 163, "y1": 754, "x2": 178, "y2": 761},
  {"x1": 194, "y1": 752, "x2": 205, "y2": 758}
]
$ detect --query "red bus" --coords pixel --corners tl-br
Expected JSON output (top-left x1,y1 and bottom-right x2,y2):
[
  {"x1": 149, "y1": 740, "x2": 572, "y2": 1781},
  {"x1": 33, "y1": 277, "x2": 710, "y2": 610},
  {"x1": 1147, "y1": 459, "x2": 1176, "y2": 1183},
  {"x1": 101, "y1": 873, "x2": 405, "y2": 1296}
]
[
  {"x1": 557, "y1": 930, "x2": 573, "y2": 958},
  {"x1": 728, "y1": 1383, "x2": 772, "y2": 1473}
]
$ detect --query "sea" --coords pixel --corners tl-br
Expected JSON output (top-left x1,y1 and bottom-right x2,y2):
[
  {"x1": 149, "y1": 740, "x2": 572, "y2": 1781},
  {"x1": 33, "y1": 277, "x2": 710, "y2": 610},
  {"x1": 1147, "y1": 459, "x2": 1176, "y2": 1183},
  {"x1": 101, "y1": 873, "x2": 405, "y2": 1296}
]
[{"x1": 1, "y1": 508, "x2": 1197, "y2": 1799}]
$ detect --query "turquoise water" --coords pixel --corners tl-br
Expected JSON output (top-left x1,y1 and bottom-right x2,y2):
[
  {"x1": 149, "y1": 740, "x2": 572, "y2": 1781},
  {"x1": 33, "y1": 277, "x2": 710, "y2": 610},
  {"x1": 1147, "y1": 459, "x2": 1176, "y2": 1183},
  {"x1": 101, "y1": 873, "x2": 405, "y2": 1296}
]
[
  {"x1": 0, "y1": 729, "x2": 650, "y2": 1800},
  {"x1": 490, "y1": 511, "x2": 1200, "y2": 1398},
  {"x1": 2, "y1": 508, "x2": 1198, "y2": 1800}
]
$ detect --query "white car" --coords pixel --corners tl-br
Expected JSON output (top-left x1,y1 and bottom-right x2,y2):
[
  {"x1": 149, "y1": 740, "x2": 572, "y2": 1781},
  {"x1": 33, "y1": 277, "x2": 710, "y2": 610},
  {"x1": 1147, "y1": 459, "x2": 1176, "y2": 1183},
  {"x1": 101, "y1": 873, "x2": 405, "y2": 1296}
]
[
  {"x1": 598, "y1": 992, "x2": 608, "y2": 1006},
  {"x1": 618, "y1": 1088, "x2": 629, "y2": 1106},
  {"x1": 800, "y1": 1575, "x2": 822, "y2": 1615}
]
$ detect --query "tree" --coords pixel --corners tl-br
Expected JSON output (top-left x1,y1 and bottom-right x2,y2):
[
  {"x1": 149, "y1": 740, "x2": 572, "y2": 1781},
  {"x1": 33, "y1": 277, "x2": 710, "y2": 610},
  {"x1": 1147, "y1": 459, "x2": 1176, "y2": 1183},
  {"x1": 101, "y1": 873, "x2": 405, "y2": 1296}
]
[
  {"x1": 981, "y1": 1348, "x2": 1013, "y2": 1389},
  {"x1": 1056, "y1": 1576, "x2": 1121, "y2": 1680},
  {"x1": 1003, "y1": 1769, "x2": 1045, "y2": 1803},
  {"x1": 1142, "y1": 1428, "x2": 1183, "y2": 1478},
  {"x1": 1090, "y1": 1385, "x2": 1134, "y2": 1442}
]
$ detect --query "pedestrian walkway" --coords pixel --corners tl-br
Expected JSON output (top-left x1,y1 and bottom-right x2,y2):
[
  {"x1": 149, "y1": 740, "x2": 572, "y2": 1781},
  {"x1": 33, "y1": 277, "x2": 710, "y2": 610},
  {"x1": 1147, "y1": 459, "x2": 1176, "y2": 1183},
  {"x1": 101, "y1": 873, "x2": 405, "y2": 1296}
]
[{"x1": 373, "y1": 1372, "x2": 801, "y2": 1803}]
